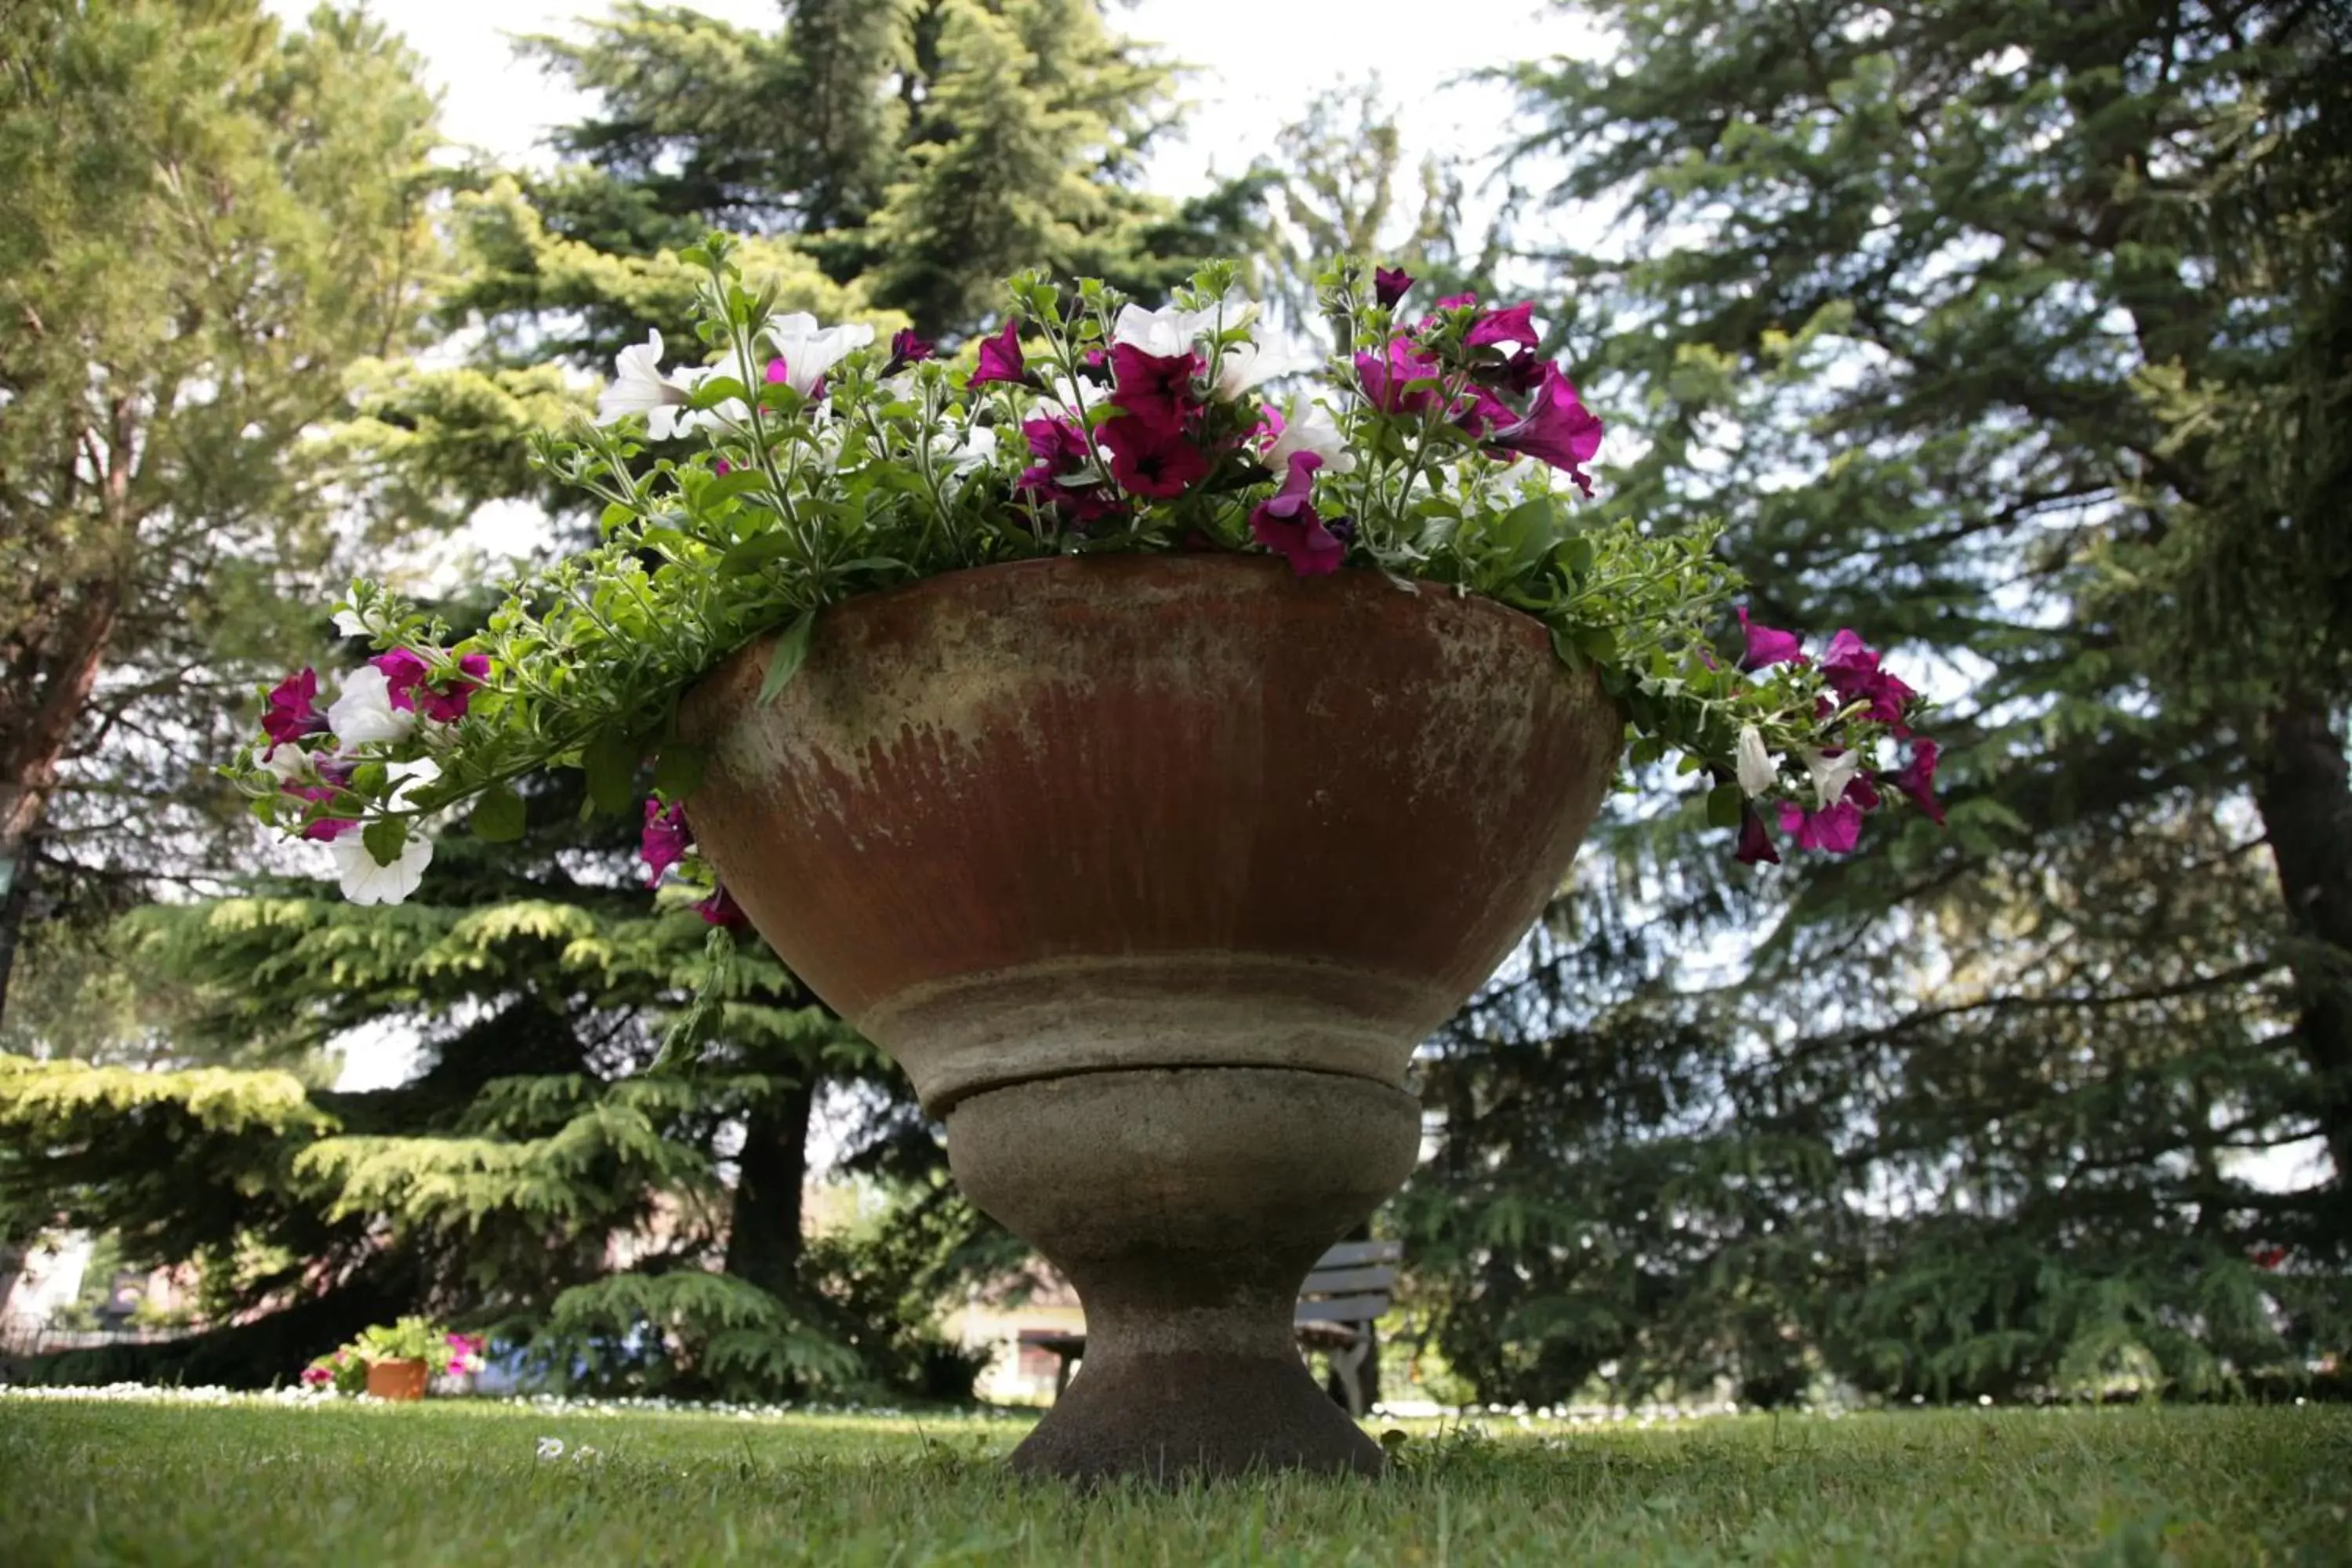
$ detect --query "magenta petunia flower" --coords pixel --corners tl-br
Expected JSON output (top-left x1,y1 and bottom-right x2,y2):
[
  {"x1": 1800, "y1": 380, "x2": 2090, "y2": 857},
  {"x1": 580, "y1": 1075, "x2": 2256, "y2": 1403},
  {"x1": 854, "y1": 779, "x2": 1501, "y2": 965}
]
[
  {"x1": 1735, "y1": 608, "x2": 1806, "y2": 672},
  {"x1": 1453, "y1": 385, "x2": 1515, "y2": 441},
  {"x1": 1820, "y1": 630, "x2": 1918, "y2": 726},
  {"x1": 1488, "y1": 348, "x2": 1547, "y2": 394},
  {"x1": 263, "y1": 668, "x2": 328, "y2": 745},
  {"x1": 1101, "y1": 413, "x2": 1210, "y2": 499},
  {"x1": 1887, "y1": 739, "x2": 1945, "y2": 826},
  {"x1": 281, "y1": 779, "x2": 358, "y2": 842},
  {"x1": 1023, "y1": 416, "x2": 1090, "y2": 467},
  {"x1": 1356, "y1": 337, "x2": 1443, "y2": 416},
  {"x1": 1249, "y1": 452, "x2": 1345, "y2": 577},
  {"x1": 968, "y1": 319, "x2": 1026, "y2": 387},
  {"x1": 695, "y1": 884, "x2": 748, "y2": 928},
  {"x1": 1777, "y1": 799, "x2": 1864, "y2": 854},
  {"x1": 1465, "y1": 302, "x2": 1538, "y2": 350},
  {"x1": 1434, "y1": 292, "x2": 1477, "y2": 311},
  {"x1": 883, "y1": 328, "x2": 935, "y2": 376},
  {"x1": 1251, "y1": 401, "x2": 1286, "y2": 450},
  {"x1": 1109, "y1": 343, "x2": 1201, "y2": 433},
  {"x1": 1374, "y1": 266, "x2": 1414, "y2": 308},
  {"x1": 641, "y1": 798, "x2": 691, "y2": 887},
  {"x1": 1489, "y1": 363, "x2": 1603, "y2": 494},
  {"x1": 1734, "y1": 805, "x2": 1781, "y2": 866},
  {"x1": 374, "y1": 648, "x2": 491, "y2": 724},
  {"x1": 1014, "y1": 417, "x2": 1120, "y2": 524}
]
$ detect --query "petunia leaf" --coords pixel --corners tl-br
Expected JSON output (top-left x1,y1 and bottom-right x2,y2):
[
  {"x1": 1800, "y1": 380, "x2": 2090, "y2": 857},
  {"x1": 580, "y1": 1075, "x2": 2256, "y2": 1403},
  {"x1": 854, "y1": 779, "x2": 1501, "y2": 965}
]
[
  {"x1": 757, "y1": 612, "x2": 817, "y2": 705},
  {"x1": 580, "y1": 728, "x2": 640, "y2": 817},
  {"x1": 470, "y1": 782, "x2": 527, "y2": 843},
  {"x1": 652, "y1": 744, "x2": 706, "y2": 797},
  {"x1": 361, "y1": 817, "x2": 408, "y2": 869}
]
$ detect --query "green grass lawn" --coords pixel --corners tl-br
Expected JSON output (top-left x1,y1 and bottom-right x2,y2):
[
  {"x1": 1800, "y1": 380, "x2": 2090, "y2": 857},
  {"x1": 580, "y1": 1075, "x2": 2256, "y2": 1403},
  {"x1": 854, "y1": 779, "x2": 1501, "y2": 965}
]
[{"x1": 1, "y1": 1395, "x2": 2344, "y2": 1566}]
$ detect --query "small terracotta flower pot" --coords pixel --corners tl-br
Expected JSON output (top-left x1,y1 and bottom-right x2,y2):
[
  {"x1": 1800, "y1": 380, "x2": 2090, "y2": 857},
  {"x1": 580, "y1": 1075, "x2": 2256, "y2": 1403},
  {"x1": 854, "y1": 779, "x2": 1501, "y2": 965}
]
[
  {"x1": 365, "y1": 1358, "x2": 430, "y2": 1402},
  {"x1": 681, "y1": 556, "x2": 1623, "y2": 1479}
]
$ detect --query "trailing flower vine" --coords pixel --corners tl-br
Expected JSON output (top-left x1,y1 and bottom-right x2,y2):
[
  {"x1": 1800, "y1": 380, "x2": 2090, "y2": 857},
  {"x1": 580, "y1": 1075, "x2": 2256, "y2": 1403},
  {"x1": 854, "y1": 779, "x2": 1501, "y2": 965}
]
[{"x1": 230, "y1": 238, "x2": 1940, "y2": 909}]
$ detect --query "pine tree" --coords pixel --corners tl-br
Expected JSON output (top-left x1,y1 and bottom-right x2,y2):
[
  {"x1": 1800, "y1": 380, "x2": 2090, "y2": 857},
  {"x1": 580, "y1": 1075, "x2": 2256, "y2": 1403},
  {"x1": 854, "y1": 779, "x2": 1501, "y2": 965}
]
[
  {"x1": 1395, "y1": 0, "x2": 2351, "y2": 1405},
  {"x1": 2, "y1": 0, "x2": 1261, "y2": 1396},
  {"x1": 0, "y1": 0, "x2": 440, "y2": 1013}
]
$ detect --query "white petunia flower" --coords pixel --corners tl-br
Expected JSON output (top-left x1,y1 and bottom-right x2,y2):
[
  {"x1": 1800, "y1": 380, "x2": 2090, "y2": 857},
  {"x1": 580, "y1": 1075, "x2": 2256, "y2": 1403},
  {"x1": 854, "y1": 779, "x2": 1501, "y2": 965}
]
[
  {"x1": 326, "y1": 666, "x2": 414, "y2": 746},
  {"x1": 1210, "y1": 339, "x2": 1287, "y2": 401},
  {"x1": 935, "y1": 424, "x2": 997, "y2": 474},
  {"x1": 1264, "y1": 395, "x2": 1359, "y2": 475},
  {"x1": 1802, "y1": 746, "x2": 1865, "y2": 809},
  {"x1": 331, "y1": 608, "x2": 370, "y2": 638},
  {"x1": 677, "y1": 362, "x2": 773, "y2": 438},
  {"x1": 1735, "y1": 726, "x2": 1777, "y2": 798},
  {"x1": 1111, "y1": 296, "x2": 1254, "y2": 358},
  {"x1": 328, "y1": 760, "x2": 441, "y2": 906},
  {"x1": 595, "y1": 330, "x2": 694, "y2": 437},
  {"x1": 332, "y1": 824, "x2": 432, "y2": 906},
  {"x1": 262, "y1": 744, "x2": 310, "y2": 782},
  {"x1": 760, "y1": 314, "x2": 875, "y2": 397}
]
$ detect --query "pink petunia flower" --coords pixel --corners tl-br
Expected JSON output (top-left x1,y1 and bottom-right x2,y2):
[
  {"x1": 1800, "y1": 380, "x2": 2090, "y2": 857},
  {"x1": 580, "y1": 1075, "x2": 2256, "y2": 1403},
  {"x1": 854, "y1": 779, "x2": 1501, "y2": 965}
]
[
  {"x1": 263, "y1": 668, "x2": 328, "y2": 745},
  {"x1": 1777, "y1": 799, "x2": 1864, "y2": 854},
  {"x1": 1736, "y1": 608, "x2": 1806, "y2": 672},
  {"x1": 1109, "y1": 343, "x2": 1201, "y2": 434},
  {"x1": 967, "y1": 320, "x2": 1026, "y2": 387},
  {"x1": 1488, "y1": 363, "x2": 1603, "y2": 495},
  {"x1": 1821, "y1": 630, "x2": 1918, "y2": 727},
  {"x1": 1886, "y1": 739, "x2": 1945, "y2": 826},
  {"x1": 1355, "y1": 337, "x2": 1444, "y2": 416},
  {"x1": 641, "y1": 799, "x2": 691, "y2": 887},
  {"x1": 1100, "y1": 414, "x2": 1210, "y2": 499},
  {"x1": 373, "y1": 648, "x2": 491, "y2": 724},
  {"x1": 1465, "y1": 302, "x2": 1539, "y2": 350},
  {"x1": 1249, "y1": 452, "x2": 1345, "y2": 577}
]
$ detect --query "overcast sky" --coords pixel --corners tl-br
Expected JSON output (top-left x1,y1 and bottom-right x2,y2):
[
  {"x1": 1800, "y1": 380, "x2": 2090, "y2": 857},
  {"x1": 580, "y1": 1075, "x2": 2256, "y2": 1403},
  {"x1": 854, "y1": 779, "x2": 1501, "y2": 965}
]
[{"x1": 267, "y1": 1, "x2": 1599, "y2": 203}]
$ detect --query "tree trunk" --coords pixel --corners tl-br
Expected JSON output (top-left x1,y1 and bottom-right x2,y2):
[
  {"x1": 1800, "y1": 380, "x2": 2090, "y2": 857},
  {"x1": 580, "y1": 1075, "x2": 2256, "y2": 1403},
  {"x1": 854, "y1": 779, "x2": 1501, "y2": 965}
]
[
  {"x1": 723, "y1": 1075, "x2": 818, "y2": 1300},
  {"x1": 0, "y1": 829, "x2": 31, "y2": 1027},
  {"x1": 0, "y1": 576, "x2": 122, "y2": 1029},
  {"x1": 2250, "y1": 690, "x2": 2352, "y2": 1186}
]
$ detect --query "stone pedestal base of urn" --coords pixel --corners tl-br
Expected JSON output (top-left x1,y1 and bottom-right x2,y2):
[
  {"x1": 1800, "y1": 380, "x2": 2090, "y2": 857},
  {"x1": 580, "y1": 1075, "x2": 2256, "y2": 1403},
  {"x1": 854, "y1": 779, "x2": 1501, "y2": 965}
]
[{"x1": 681, "y1": 556, "x2": 1622, "y2": 1482}]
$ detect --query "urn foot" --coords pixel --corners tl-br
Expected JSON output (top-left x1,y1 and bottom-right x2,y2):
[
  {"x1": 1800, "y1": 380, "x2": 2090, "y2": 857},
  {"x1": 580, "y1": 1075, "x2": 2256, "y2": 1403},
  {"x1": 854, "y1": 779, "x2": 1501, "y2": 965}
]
[{"x1": 944, "y1": 1065, "x2": 1421, "y2": 1483}]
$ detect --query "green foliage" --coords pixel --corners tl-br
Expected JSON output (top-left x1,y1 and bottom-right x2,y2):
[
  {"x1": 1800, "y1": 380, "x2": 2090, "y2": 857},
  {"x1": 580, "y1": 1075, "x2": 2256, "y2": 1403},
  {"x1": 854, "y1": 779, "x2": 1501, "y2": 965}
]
[
  {"x1": 505, "y1": 1, "x2": 1252, "y2": 344},
  {"x1": 534, "y1": 1270, "x2": 862, "y2": 1400},
  {"x1": 0, "y1": 0, "x2": 443, "y2": 931},
  {"x1": 1398, "y1": 0, "x2": 2352, "y2": 1407}
]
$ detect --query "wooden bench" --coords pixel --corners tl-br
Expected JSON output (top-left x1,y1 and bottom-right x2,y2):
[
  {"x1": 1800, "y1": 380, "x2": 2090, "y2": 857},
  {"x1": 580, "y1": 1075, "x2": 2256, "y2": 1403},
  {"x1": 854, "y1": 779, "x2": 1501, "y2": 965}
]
[{"x1": 1025, "y1": 1239, "x2": 1402, "y2": 1416}]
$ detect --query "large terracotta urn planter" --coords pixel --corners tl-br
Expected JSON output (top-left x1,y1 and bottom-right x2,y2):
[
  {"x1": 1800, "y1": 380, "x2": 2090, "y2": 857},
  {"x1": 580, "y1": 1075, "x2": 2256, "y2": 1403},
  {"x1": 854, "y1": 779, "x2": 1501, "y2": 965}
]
[{"x1": 681, "y1": 555, "x2": 1621, "y2": 1481}]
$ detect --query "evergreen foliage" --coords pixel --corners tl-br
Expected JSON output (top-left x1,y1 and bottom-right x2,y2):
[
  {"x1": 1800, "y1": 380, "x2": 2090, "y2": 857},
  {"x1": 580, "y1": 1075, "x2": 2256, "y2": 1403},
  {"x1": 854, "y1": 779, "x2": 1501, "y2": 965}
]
[
  {"x1": 1397, "y1": 0, "x2": 2352, "y2": 1406},
  {"x1": 1, "y1": 0, "x2": 1244, "y2": 1399},
  {"x1": 0, "y1": 0, "x2": 441, "y2": 1010}
]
